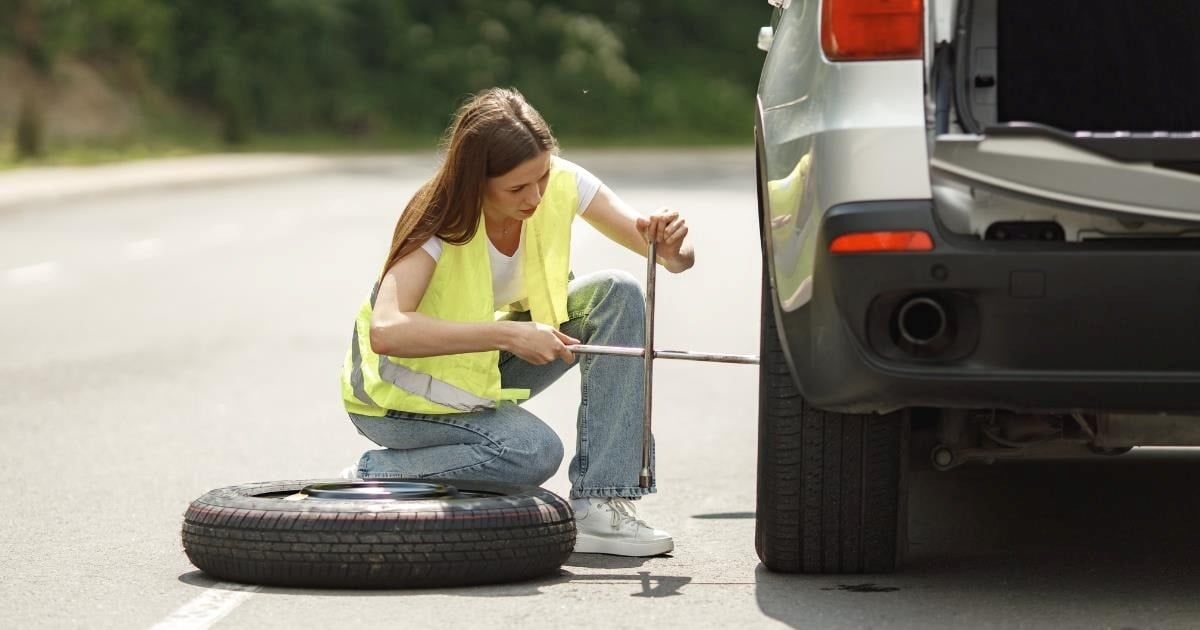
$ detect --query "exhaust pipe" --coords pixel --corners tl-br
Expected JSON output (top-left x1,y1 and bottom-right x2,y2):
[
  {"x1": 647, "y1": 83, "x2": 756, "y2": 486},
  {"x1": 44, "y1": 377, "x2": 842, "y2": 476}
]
[{"x1": 896, "y1": 297, "x2": 949, "y2": 347}]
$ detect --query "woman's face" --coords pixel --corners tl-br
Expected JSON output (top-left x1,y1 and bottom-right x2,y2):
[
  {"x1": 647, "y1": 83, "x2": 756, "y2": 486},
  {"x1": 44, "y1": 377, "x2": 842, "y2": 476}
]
[{"x1": 482, "y1": 151, "x2": 552, "y2": 223}]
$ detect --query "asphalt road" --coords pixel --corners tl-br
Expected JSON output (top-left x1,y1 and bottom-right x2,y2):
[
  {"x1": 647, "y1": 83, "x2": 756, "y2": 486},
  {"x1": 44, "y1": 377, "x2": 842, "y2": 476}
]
[{"x1": 3, "y1": 149, "x2": 1200, "y2": 629}]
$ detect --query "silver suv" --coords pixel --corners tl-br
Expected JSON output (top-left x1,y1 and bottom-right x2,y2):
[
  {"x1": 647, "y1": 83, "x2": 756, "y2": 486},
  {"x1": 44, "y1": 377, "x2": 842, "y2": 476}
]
[{"x1": 755, "y1": 0, "x2": 1200, "y2": 573}]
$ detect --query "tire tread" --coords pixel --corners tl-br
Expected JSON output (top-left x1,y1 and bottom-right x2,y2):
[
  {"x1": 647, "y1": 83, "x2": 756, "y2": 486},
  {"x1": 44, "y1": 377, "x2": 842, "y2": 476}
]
[
  {"x1": 182, "y1": 482, "x2": 574, "y2": 588},
  {"x1": 755, "y1": 270, "x2": 906, "y2": 574}
]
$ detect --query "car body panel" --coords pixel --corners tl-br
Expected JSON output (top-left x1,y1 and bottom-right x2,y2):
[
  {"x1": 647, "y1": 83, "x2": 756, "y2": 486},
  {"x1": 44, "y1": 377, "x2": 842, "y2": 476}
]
[
  {"x1": 757, "y1": 0, "x2": 1200, "y2": 414},
  {"x1": 758, "y1": 0, "x2": 931, "y2": 313}
]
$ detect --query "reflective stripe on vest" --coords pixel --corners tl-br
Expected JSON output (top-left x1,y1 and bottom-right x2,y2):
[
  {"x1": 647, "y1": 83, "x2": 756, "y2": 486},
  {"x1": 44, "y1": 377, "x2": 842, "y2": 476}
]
[
  {"x1": 348, "y1": 323, "x2": 496, "y2": 412},
  {"x1": 347, "y1": 324, "x2": 374, "y2": 407}
]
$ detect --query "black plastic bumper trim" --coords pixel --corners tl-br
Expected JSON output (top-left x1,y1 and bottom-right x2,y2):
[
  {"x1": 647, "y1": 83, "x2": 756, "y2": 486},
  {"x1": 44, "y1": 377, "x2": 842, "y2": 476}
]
[{"x1": 777, "y1": 199, "x2": 1200, "y2": 414}]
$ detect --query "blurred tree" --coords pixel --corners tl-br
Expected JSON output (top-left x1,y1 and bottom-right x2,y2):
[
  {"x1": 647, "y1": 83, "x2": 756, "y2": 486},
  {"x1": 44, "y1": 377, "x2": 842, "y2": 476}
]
[
  {"x1": 15, "y1": 93, "x2": 43, "y2": 160},
  {"x1": 0, "y1": 0, "x2": 768, "y2": 149},
  {"x1": 169, "y1": 0, "x2": 363, "y2": 144},
  {"x1": 9, "y1": 0, "x2": 45, "y2": 159}
]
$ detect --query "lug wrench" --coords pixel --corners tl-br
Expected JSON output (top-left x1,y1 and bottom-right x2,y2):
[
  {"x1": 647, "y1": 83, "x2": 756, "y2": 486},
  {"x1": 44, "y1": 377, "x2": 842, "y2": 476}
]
[{"x1": 567, "y1": 241, "x2": 759, "y2": 489}]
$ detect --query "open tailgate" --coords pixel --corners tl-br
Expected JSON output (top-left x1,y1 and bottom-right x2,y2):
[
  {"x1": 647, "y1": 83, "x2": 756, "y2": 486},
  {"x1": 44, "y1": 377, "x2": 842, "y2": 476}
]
[{"x1": 931, "y1": 124, "x2": 1200, "y2": 223}]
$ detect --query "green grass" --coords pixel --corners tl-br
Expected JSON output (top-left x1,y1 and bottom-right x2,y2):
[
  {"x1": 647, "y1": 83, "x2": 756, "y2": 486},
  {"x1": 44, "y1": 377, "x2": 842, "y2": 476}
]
[
  {"x1": 0, "y1": 126, "x2": 750, "y2": 172},
  {"x1": 0, "y1": 142, "x2": 205, "y2": 170},
  {"x1": 558, "y1": 130, "x2": 752, "y2": 148}
]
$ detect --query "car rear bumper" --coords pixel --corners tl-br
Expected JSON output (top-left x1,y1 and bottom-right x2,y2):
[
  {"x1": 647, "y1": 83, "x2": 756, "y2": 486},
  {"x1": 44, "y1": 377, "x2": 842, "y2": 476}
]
[{"x1": 778, "y1": 199, "x2": 1200, "y2": 413}]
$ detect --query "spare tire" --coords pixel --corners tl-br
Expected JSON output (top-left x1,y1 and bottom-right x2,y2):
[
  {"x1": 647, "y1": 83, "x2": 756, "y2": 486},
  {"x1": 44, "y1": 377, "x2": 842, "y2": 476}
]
[{"x1": 182, "y1": 479, "x2": 575, "y2": 588}]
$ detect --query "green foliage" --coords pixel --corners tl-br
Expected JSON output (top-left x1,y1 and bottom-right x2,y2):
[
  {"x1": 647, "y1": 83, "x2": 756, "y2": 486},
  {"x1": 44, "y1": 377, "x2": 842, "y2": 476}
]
[
  {"x1": 0, "y1": 0, "x2": 768, "y2": 147},
  {"x1": 1, "y1": 0, "x2": 175, "y2": 73},
  {"x1": 15, "y1": 93, "x2": 43, "y2": 159}
]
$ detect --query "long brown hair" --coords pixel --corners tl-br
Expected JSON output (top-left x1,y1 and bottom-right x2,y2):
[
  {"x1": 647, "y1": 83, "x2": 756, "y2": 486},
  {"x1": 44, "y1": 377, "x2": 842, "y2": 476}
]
[{"x1": 379, "y1": 87, "x2": 558, "y2": 277}]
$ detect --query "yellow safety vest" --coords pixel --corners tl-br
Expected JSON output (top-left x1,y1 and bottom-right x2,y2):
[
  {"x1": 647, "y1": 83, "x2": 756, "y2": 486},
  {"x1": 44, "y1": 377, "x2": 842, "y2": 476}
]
[{"x1": 341, "y1": 157, "x2": 578, "y2": 416}]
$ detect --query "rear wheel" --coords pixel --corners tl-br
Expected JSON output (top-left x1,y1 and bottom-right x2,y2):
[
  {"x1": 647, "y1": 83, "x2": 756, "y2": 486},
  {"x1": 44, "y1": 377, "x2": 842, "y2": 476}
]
[{"x1": 755, "y1": 270, "x2": 908, "y2": 573}]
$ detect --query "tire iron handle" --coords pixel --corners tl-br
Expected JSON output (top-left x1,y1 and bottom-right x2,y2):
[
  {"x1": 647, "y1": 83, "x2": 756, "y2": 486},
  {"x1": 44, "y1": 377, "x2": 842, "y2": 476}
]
[
  {"x1": 640, "y1": 239, "x2": 656, "y2": 489},
  {"x1": 567, "y1": 345, "x2": 759, "y2": 364}
]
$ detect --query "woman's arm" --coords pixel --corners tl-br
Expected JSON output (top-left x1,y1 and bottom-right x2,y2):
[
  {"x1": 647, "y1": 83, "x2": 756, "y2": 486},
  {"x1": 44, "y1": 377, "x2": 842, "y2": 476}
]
[
  {"x1": 369, "y1": 247, "x2": 578, "y2": 363},
  {"x1": 580, "y1": 184, "x2": 695, "y2": 273}
]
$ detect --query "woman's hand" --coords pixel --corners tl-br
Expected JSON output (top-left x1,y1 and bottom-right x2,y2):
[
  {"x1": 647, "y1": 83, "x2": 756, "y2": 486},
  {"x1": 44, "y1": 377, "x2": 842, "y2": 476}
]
[
  {"x1": 503, "y1": 322, "x2": 580, "y2": 365},
  {"x1": 636, "y1": 208, "x2": 694, "y2": 273},
  {"x1": 579, "y1": 186, "x2": 696, "y2": 274}
]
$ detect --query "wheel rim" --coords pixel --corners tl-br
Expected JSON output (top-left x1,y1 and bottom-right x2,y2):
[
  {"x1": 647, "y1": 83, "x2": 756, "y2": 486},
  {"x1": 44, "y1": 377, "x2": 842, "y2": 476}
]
[{"x1": 300, "y1": 481, "x2": 460, "y2": 500}]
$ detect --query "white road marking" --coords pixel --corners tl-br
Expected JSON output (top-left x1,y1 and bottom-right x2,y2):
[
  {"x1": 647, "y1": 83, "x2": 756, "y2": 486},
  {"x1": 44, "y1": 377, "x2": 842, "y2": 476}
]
[
  {"x1": 149, "y1": 582, "x2": 260, "y2": 630},
  {"x1": 5, "y1": 261, "x2": 58, "y2": 286},
  {"x1": 124, "y1": 238, "x2": 165, "y2": 261}
]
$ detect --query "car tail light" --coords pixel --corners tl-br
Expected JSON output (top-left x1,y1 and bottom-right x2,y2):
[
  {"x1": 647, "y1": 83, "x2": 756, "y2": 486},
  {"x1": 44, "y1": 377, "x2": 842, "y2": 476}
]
[
  {"x1": 821, "y1": 0, "x2": 924, "y2": 61},
  {"x1": 829, "y1": 230, "x2": 934, "y2": 253}
]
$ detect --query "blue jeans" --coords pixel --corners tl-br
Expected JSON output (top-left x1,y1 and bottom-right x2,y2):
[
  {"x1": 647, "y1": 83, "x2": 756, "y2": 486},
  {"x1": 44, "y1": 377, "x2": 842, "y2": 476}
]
[{"x1": 348, "y1": 269, "x2": 655, "y2": 499}]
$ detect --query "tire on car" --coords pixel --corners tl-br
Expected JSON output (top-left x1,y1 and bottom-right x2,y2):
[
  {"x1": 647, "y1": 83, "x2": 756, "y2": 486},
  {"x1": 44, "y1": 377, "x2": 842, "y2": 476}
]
[
  {"x1": 755, "y1": 270, "x2": 909, "y2": 574},
  {"x1": 182, "y1": 479, "x2": 575, "y2": 588}
]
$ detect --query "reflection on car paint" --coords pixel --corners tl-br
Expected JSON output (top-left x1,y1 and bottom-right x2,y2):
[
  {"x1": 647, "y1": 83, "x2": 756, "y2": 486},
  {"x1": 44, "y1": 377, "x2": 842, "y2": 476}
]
[{"x1": 767, "y1": 152, "x2": 818, "y2": 310}]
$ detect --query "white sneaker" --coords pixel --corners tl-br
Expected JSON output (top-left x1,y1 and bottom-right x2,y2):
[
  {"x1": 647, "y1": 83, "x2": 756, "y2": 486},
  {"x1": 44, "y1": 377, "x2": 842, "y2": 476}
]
[
  {"x1": 572, "y1": 497, "x2": 674, "y2": 557},
  {"x1": 339, "y1": 465, "x2": 360, "y2": 480}
]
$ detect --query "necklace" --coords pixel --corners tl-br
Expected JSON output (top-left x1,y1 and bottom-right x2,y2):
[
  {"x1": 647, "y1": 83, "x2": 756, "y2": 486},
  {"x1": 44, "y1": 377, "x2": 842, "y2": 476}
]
[{"x1": 491, "y1": 216, "x2": 517, "y2": 238}]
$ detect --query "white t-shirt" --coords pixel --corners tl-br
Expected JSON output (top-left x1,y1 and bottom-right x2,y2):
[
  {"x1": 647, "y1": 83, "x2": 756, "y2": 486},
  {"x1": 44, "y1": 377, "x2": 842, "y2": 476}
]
[{"x1": 419, "y1": 157, "x2": 602, "y2": 307}]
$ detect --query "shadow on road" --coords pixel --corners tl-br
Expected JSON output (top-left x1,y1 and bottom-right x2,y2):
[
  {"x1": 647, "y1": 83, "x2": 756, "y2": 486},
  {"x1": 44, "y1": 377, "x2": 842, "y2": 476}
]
[
  {"x1": 755, "y1": 453, "x2": 1200, "y2": 628},
  {"x1": 691, "y1": 511, "x2": 756, "y2": 520},
  {"x1": 177, "y1": 552, "x2": 684, "y2": 600},
  {"x1": 562, "y1": 553, "x2": 662, "y2": 570}
]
